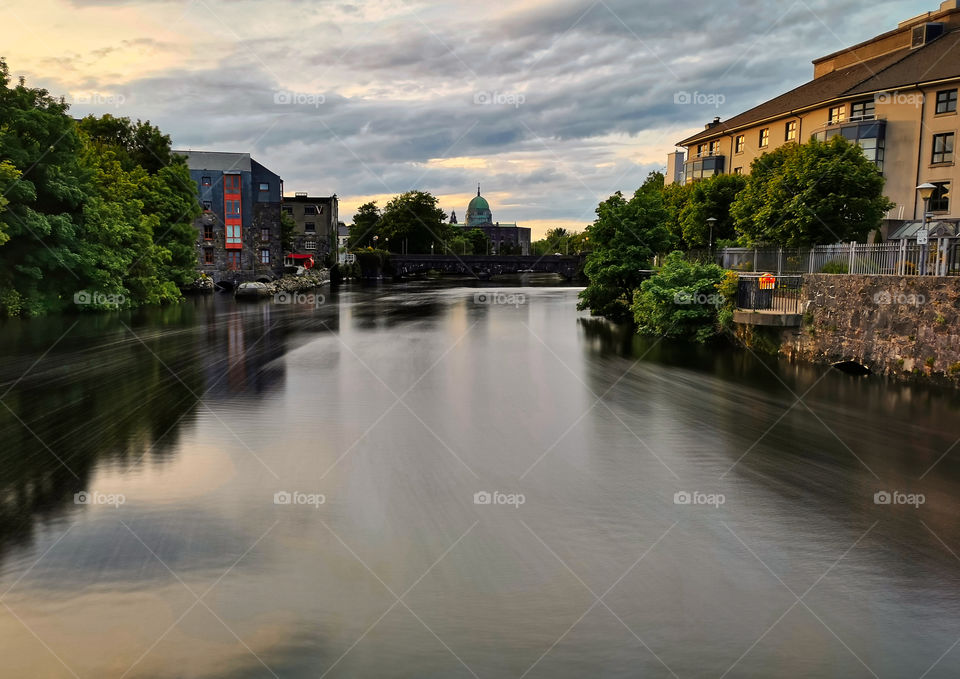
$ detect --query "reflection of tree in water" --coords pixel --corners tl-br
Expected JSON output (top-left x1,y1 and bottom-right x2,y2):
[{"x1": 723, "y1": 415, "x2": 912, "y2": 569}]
[{"x1": 0, "y1": 296, "x2": 296, "y2": 562}]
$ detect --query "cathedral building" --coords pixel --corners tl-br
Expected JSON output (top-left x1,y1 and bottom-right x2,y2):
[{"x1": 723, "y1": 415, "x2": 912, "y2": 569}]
[{"x1": 459, "y1": 186, "x2": 531, "y2": 255}]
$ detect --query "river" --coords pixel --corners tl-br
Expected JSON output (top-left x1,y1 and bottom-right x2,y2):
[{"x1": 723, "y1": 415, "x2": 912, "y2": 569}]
[{"x1": 1, "y1": 279, "x2": 959, "y2": 678}]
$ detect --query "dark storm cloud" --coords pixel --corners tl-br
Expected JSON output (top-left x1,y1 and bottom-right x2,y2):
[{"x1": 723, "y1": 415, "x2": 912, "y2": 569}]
[{"x1": 34, "y1": 0, "x2": 934, "y2": 228}]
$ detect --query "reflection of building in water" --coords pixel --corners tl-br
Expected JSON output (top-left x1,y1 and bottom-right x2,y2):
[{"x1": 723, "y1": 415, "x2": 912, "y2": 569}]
[
  {"x1": 203, "y1": 306, "x2": 287, "y2": 398},
  {"x1": 460, "y1": 186, "x2": 531, "y2": 255}
]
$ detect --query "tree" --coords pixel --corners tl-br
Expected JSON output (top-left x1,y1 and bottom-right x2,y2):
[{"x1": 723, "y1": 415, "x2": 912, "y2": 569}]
[
  {"x1": 465, "y1": 228, "x2": 490, "y2": 254},
  {"x1": 378, "y1": 191, "x2": 451, "y2": 253},
  {"x1": 280, "y1": 212, "x2": 296, "y2": 252},
  {"x1": 731, "y1": 136, "x2": 894, "y2": 246},
  {"x1": 630, "y1": 251, "x2": 727, "y2": 342},
  {"x1": 0, "y1": 59, "x2": 90, "y2": 315},
  {"x1": 348, "y1": 201, "x2": 381, "y2": 249},
  {"x1": 577, "y1": 172, "x2": 676, "y2": 322},
  {"x1": 677, "y1": 173, "x2": 747, "y2": 248}
]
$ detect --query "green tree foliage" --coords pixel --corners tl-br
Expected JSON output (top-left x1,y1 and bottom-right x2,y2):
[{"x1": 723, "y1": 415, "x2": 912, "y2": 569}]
[
  {"x1": 378, "y1": 191, "x2": 451, "y2": 253},
  {"x1": 531, "y1": 227, "x2": 589, "y2": 255},
  {"x1": 348, "y1": 201, "x2": 381, "y2": 248},
  {"x1": 631, "y1": 251, "x2": 727, "y2": 342},
  {"x1": 677, "y1": 173, "x2": 747, "y2": 248},
  {"x1": 0, "y1": 61, "x2": 89, "y2": 315},
  {"x1": 577, "y1": 172, "x2": 675, "y2": 322},
  {"x1": 280, "y1": 211, "x2": 297, "y2": 252},
  {"x1": 465, "y1": 228, "x2": 490, "y2": 255},
  {"x1": 0, "y1": 61, "x2": 201, "y2": 316},
  {"x1": 731, "y1": 136, "x2": 894, "y2": 246}
]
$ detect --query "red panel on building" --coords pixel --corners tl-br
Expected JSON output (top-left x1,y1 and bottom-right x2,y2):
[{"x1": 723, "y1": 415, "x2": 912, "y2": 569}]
[{"x1": 224, "y1": 173, "x2": 243, "y2": 249}]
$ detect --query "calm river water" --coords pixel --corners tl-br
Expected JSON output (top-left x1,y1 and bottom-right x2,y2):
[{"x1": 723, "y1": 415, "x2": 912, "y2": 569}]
[{"x1": 1, "y1": 279, "x2": 960, "y2": 678}]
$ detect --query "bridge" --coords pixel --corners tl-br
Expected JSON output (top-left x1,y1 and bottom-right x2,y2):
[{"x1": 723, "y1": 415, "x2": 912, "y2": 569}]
[{"x1": 386, "y1": 254, "x2": 584, "y2": 280}]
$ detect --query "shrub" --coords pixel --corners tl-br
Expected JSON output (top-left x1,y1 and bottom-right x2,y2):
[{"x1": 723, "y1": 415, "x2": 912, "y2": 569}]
[{"x1": 631, "y1": 251, "x2": 727, "y2": 343}]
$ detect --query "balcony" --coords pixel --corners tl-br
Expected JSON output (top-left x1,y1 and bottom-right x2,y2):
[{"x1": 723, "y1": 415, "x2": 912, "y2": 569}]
[
  {"x1": 684, "y1": 155, "x2": 725, "y2": 183},
  {"x1": 811, "y1": 118, "x2": 886, "y2": 143}
]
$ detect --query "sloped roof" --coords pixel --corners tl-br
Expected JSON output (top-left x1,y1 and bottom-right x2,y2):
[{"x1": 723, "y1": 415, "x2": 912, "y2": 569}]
[
  {"x1": 679, "y1": 29, "x2": 960, "y2": 146},
  {"x1": 173, "y1": 150, "x2": 252, "y2": 172}
]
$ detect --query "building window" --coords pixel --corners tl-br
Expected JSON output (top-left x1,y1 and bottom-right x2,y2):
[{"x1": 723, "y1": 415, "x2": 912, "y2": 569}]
[
  {"x1": 224, "y1": 174, "x2": 240, "y2": 192},
  {"x1": 224, "y1": 199, "x2": 240, "y2": 215},
  {"x1": 785, "y1": 121, "x2": 797, "y2": 141},
  {"x1": 304, "y1": 240, "x2": 316, "y2": 251},
  {"x1": 226, "y1": 251, "x2": 241, "y2": 270},
  {"x1": 829, "y1": 105, "x2": 846, "y2": 124},
  {"x1": 204, "y1": 223, "x2": 214, "y2": 240},
  {"x1": 695, "y1": 143, "x2": 706, "y2": 158},
  {"x1": 260, "y1": 227, "x2": 270, "y2": 241},
  {"x1": 259, "y1": 182, "x2": 269, "y2": 191},
  {"x1": 226, "y1": 224, "x2": 242, "y2": 248},
  {"x1": 851, "y1": 100, "x2": 875, "y2": 120},
  {"x1": 857, "y1": 137, "x2": 885, "y2": 172},
  {"x1": 733, "y1": 167, "x2": 743, "y2": 175},
  {"x1": 259, "y1": 248, "x2": 270, "y2": 264},
  {"x1": 930, "y1": 181, "x2": 950, "y2": 212},
  {"x1": 932, "y1": 133, "x2": 955, "y2": 164},
  {"x1": 304, "y1": 222, "x2": 316, "y2": 232},
  {"x1": 735, "y1": 135, "x2": 745, "y2": 153},
  {"x1": 201, "y1": 176, "x2": 211, "y2": 186},
  {"x1": 935, "y1": 89, "x2": 958, "y2": 114},
  {"x1": 283, "y1": 206, "x2": 294, "y2": 215},
  {"x1": 202, "y1": 200, "x2": 212, "y2": 211},
  {"x1": 304, "y1": 205, "x2": 317, "y2": 215},
  {"x1": 203, "y1": 248, "x2": 214, "y2": 265},
  {"x1": 708, "y1": 140, "x2": 720, "y2": 156},
  {"x1": 759, "y1": 128, "x2": 769, "y2": 148}
]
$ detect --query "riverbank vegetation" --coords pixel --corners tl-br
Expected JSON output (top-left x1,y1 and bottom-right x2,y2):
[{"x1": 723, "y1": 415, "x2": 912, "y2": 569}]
[
  {"x1": 578, "y1": 135, "x2": 894, "y2": 340},
  {"x1": 0, "y1": 60, "x2": 199, "y2": 317}
]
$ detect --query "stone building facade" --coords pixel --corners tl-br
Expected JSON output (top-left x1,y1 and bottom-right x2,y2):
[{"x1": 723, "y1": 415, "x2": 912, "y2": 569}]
[
  {"x1": 282, "y1": 193, "x2": 339, "y2": 262},
  {"x1": 176, "y1": 150, "x2": 285, "y2": 284}
]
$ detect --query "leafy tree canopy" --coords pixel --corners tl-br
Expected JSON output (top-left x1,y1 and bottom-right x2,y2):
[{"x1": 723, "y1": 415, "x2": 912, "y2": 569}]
[{"x1": 731, "y1": 136, "x2": 894, "y2": 247}]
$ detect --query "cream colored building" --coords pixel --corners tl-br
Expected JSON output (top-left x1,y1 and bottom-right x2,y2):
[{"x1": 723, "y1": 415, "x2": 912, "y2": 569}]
[{"x1": 672, "y1": 1, "x2": 960, "y2": 234}]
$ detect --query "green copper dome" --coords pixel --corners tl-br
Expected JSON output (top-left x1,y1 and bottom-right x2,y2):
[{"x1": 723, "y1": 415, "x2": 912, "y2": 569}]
[{"x1": 467, "y1": 194, "x2": 489, "y2": 211}]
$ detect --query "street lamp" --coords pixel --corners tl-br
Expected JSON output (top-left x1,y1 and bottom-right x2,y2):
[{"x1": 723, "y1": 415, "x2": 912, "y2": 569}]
[
  {"x1": 706, "y1": 217, "x2": 717, "y2": 255},
  {"x1": 917, "y1": 183, "x2": 935, "y2": 275}
]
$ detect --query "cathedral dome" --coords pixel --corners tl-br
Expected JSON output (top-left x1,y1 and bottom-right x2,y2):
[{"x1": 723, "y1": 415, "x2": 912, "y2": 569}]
[
  {"x1": 465, "y1": 185, "x2": 493, "y2": 227},
  {"x1": 467, "y1": 194, "x2": 489, "y2": 212}
]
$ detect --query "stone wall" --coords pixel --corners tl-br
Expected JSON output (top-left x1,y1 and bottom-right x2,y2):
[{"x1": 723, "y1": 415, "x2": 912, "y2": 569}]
[{"x1": 779, "y1": 274, "x2": 960, "y2": 381}]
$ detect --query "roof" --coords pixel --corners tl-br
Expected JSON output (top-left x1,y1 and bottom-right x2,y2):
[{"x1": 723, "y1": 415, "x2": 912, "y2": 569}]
[
  {"x1": 468, "y1": 194, "x2": 490, "y2": 211},
  {"x1": 679, "y1": 28, "x2": 960, "y2": 146},
  {"x1": 173, "y1": 150, "x2": 252, "y2": 172},
  {"x1": 888, "y1": 221, "x2": 959, "y2": 239},
  {"x1": 284, "y1": 194, "x2": 337, "y2": 202}
]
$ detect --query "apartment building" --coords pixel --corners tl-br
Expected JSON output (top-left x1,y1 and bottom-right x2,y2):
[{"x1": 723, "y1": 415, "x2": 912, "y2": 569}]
[
  {"x1": 671, "y1": 1, "x2": 960, "y2": 234},
  {"x1": 282, "y1": 193, "x2": 339, "y2": 262},
  {"x1": 176, "y1": 150, "x2": 285, "y2": 283}
]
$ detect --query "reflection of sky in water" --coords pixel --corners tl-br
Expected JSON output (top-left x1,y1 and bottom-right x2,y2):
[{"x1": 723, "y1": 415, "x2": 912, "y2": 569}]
[{"x1": 1, "y1": 286, "x2": 960, "y2": 677}]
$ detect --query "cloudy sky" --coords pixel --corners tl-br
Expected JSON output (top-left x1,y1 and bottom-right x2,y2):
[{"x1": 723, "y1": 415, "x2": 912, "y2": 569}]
[{"x1": 1, "y1": 0, "x2": 933, "y2": 237}]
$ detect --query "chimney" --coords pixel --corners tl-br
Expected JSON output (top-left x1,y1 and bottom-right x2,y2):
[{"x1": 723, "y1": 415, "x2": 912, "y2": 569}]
[{"x1": 705, "y1": 117, "x2": 721, "y2": 130}]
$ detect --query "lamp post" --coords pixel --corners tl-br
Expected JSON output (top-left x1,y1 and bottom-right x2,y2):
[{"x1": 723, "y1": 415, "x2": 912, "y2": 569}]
[
  {"x1": 706, "y1": 216, "x2": 717, "y2": 260},
  {"x1": 917, "y1": 183, "x2": 935, "y2": 275}
]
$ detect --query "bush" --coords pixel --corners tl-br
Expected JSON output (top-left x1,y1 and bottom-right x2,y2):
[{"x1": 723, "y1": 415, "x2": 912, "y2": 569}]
[
  {"x1": 819, "y1": 260, "x2": 848, "y2": 274},
  {"x1": 631, "y1": 251, "x2": 727, "y2": 343}
]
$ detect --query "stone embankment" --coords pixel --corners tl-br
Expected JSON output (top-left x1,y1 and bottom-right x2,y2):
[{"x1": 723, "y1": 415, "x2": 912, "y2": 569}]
[
  {"x1": 777, "y1": 274, "x2": 960, "y2": 382},
  {"x1": 235, "y1": 269, "x2": 330, "y2": 299}
]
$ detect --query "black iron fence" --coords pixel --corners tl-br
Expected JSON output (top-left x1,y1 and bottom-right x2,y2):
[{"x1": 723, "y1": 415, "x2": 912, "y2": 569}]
[{"x1": 735, "y1": 274, "x2": 803, "y2": 314}]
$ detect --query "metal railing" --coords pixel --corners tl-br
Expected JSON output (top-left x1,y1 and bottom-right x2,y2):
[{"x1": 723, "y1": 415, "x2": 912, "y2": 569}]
[
  {"x1": 735, "y1": 274, "x2": 803, "y2": 314},
  {"x1": 687, "y1": 241, "x2": 960, "y2": 276}
]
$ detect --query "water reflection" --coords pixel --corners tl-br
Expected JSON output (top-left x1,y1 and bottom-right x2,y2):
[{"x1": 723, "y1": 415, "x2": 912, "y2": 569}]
[{"x1": 1, "y1": 285, "x2": 960, "y2": 678}]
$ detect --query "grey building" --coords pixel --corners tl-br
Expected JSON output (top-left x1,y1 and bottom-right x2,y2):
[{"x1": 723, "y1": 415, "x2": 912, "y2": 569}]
[
  {"x1": 282, "y1": 193, "x2": 339, "y2": 262},
  {"x1": 175, "y1": 150, "x2": 284, "y2": 284}
]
